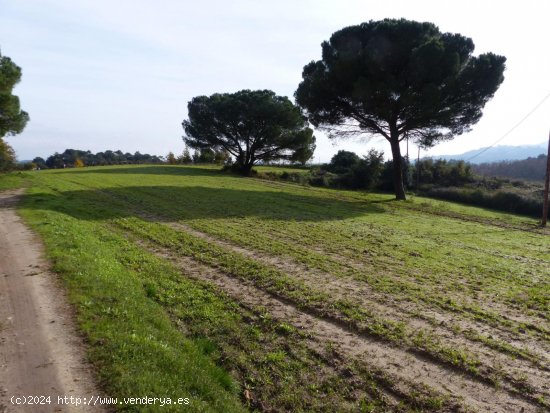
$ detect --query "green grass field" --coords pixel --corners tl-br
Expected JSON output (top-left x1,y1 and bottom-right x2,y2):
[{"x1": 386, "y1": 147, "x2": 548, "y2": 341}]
[{"x1": 3, "y1": 165, "x2": 549, "y2": 412}]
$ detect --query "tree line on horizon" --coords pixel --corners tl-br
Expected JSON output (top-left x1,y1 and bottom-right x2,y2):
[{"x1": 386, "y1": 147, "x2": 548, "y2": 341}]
[
  {"x1": 165, "y1": 147, "x2": 231, "y2": 166},
  {"x1": 30, "y1": 149, "x2": 164, "y2": 169},
  {"x1": 29, "y1": 147, "x2": 236, "y2": 169}
]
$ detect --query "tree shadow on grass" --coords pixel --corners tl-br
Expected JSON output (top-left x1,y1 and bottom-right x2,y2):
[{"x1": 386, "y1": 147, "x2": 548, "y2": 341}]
[
  {"x1": 20, "y1": 185, "x2": 385, "y2": 223},
  {"x1": 64, "y1": 165, "x2": 225, "y2": 178}
]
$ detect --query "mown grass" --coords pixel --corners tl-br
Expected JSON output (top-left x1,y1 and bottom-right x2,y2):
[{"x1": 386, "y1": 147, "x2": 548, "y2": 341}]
[
  {"x1": 53, "y1": 166, "x2": 546, "y2": 324},
  {"x1": 6, "y1": 165, "x2": 550, "y2": 411},
  {"x1": 7, "y1": 170, "x2": 424, "y2": 412},
  {"x1": 18, "y1": 183, "x2": 247, "y2": 412},
  {"x1": 115, "y1": 215, "x2": 495, "y2": 379}
]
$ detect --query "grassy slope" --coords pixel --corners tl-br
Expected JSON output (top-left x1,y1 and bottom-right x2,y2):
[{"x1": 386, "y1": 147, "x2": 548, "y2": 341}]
[
  {"x1": 8, "y1": 165, "x2": 550, "y2": 411},
  {"x1": 0, "y1": 171, "x2": 30, "y2": 191},
  {"x1": 16, "y1": 170, "x2": 246, "y2": 412}
]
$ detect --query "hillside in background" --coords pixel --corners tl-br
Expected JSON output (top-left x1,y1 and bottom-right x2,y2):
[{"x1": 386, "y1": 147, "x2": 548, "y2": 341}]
[
  {"x1": 432, "y1": 142, "x2": 546, "y2": 164},
  {"x1": 472, "y1": 154, "x2": 547, "y2": 181}
]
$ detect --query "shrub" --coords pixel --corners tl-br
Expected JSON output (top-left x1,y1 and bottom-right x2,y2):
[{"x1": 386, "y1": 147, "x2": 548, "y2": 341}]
[
  {"x1": 0, "y1": 139, "x2": 16, "y2": 172},
  {"x1": 334, "y1": 150, "x2": 384, "y2": 190},
  {"x1": 413, "y1": 159, "x2": 474, "y2": 188},
  {"x1": 20, "y1": 162, "x2": 36, "y2": 171},
  {"x1": 308, "y1": 170, "x2": 336, "y2": 187},
  {"x1": 422, "y1": 187, "x2": 546, "y2": 218},
  {"x1": 326, "y1": 150, "x2": 360, "y2": 174}
]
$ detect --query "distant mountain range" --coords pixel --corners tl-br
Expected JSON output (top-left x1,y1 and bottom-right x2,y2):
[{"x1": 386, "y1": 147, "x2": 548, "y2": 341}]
[{"x1": 429, "y1": 142, "x2": 547, "y2": 164}]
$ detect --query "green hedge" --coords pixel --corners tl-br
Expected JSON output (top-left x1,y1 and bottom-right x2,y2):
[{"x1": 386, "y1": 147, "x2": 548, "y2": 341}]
[{"x1": 421, "y1": 187, "x2": 546, "y2": 218}]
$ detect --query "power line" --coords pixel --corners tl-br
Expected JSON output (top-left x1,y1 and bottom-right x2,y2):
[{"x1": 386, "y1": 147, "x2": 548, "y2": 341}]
[{"x1": 465, "y1": 91, "x2": 550, "y2": 162}]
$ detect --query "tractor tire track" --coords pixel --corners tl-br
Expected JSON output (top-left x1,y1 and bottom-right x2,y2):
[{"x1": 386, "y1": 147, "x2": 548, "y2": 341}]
[{"x1": 129, "y1": 231, "x2": 541, "y2": 413}]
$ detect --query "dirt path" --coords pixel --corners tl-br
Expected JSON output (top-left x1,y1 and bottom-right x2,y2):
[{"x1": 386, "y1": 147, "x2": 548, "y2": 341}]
[{"x1": 0, "y1": 189, "x2": 105, "y2": 413}]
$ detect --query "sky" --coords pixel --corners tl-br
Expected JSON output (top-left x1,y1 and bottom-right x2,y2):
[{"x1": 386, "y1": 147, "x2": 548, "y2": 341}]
[{"x1": 1, "y1": 0, "x2": 549, "y2": 162}]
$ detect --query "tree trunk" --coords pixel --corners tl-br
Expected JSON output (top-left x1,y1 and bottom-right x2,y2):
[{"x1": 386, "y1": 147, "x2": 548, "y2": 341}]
[
  {"x1": 236, "y1": 162, "x2": 254, "y2": 176},
  {"x1": 389, "y1": 137, "x2": 406, "y2": 200}
]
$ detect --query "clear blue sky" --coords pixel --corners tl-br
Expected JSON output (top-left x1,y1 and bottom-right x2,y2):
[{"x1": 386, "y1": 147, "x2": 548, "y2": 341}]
[{"x1": 1, "y1": 0, "x2": 549, "y2": 161}]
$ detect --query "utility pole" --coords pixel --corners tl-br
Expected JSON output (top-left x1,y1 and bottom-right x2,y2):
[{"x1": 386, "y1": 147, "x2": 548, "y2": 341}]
[
  {"x1": 416, "y1": 146, "x2": 421, "y2": 189},
  {"x1": 542, "y1": 130, "x2": 550, "y2": 226}
]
